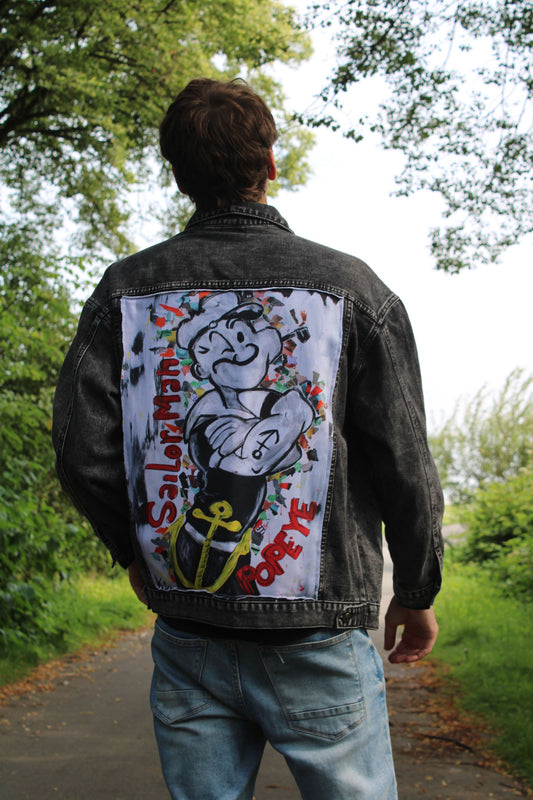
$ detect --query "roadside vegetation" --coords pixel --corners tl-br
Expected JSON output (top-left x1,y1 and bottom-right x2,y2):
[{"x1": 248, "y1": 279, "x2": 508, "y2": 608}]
[
  {"x1": 0, "y1": 571, "x2": 150, "y2": 688},
  {"x1": 433, "y1": 562, "x2": 533, "y2": 785},
  {"x1": 430, "y1": 370, "x2": 533, "y2": 786},
  {"x1": 0, "y1": 339, "x2": 150, "y2": 687}
]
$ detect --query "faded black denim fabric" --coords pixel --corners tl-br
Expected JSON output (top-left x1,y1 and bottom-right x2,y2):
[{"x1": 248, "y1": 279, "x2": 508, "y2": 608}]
[{"x1": 52, "y1": 203, "x2": 443, "y2": 630}]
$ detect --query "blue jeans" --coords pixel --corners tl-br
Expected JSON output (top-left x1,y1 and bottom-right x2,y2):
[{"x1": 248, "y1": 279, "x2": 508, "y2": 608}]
[{"x1": 150, "y1": 618, "x2": 397, "y2": 800}]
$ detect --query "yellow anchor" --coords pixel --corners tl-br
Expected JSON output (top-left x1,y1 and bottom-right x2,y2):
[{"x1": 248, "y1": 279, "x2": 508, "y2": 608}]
[{"x1": 168, "y1": 500, "x2": 251, "y2": 593}]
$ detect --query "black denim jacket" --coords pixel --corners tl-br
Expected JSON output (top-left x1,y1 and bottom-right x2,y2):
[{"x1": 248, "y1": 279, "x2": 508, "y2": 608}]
[{"x1": 53, "y1": 203, "x2": 443, "y2": 630}]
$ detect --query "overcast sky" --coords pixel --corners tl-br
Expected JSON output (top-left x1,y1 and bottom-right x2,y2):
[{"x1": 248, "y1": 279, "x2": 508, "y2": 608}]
[{"x1": 271, "y1": 6, "x2": 533, "y2": 428}]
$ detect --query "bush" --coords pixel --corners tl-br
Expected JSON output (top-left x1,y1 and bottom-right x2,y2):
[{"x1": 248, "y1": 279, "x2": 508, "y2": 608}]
[
  {"x1": 0, "y1": 474, "x2": 112, "y2": 654},
  {"x1": 458, "y1": 470, "x2": 533, "y2": 599},
  {"x1": 0, "y1": 265, "x2": 116, "y2": 657},
  {"x1": 0, "y1": 386, "x2": 112, "y2": 652}
]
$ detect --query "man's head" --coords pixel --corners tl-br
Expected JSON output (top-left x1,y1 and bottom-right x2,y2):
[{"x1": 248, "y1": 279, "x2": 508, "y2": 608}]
[{"x1": 160, "y1": 78, "x2": 278, "y2": 209}]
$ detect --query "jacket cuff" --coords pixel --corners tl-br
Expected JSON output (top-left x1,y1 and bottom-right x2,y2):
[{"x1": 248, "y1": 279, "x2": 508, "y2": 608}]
[{"x1": 393, "y1": 582, "x2": 440, "y2": 609}]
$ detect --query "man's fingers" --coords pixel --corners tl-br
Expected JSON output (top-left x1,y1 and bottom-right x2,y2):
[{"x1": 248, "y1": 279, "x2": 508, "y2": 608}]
[
  {"x1": 388, "y1": 626, "x2": 438, "y2": 663},
  {"x1": 383, "y1": 620, "x2": 398, "y2": 652},
  {"x1": 388, "y1": 641, "x2": 433, "y2": 664}
]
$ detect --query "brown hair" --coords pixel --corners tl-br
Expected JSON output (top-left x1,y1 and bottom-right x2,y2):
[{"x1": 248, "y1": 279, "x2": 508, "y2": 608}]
[{"x1": 159, "y1": 78, "x2": 278, "y2": 208}]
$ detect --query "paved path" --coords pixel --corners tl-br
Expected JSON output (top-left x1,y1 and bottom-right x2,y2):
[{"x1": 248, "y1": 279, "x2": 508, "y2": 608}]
[{"x1": 1, "y1": 540, "x2": 530, "y2": 799}]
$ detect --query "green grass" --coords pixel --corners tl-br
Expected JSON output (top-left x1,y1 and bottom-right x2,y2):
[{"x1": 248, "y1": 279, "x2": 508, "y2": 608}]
[
  {"x1": 433, "y1": 560, "x2": 533, "y2": 786},
  {"x1": 0, "y1": 571, "x2": 151, "y2": 687}
]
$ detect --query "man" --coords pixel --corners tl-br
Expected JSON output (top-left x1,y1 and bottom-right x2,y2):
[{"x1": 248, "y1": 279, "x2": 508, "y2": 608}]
[{"x1": 53, "y1": 78, "x2": 444, "y2": 800}]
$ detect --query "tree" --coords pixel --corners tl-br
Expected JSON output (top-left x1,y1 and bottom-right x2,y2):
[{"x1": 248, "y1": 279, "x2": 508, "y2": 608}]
[
  {"x1": 429, "y1": 368, "x2": 533, "y2": 502},
  {"x1": 1, "y1": 0, "x2": 312, "y2": 266},
  {"x1": 301, "y1": 0, "x2": 533, "y2": 272},
  {"x1": 0, "y1": 1, "x2": 314, "y2": 647}
]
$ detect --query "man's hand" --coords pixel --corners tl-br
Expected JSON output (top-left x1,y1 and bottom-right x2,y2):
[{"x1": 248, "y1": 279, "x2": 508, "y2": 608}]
[
  {"x1": 128, "y1": 561, "x2": 148, "y2": 606},
  {"x1": 384, "y1": 596, "x2": 438, "y2": 664}
]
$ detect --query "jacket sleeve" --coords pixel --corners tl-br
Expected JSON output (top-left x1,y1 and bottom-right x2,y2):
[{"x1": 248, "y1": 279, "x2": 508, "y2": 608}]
[
  {"x1": 52, "y1": 290, "x2": 134, "y2": 568},
  {"x1": 351, "y1": 296, "x2": 444, "y2": 608}
]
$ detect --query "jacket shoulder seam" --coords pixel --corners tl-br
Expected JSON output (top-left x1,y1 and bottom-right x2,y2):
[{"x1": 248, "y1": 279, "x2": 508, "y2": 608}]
[{"x1": 352, "y1": 293, "x2": 400, "y2": 375}]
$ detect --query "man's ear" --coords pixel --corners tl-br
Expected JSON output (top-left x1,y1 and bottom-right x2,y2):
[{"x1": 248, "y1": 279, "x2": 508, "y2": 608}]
[{"x1": 267, "y1": 149, "x2": 277, "y2": 181}]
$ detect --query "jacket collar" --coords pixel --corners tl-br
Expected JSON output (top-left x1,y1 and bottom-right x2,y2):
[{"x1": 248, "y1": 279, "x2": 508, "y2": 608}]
[{"x1": 185, "y1": 202, "x2": 293, "y2": 233}]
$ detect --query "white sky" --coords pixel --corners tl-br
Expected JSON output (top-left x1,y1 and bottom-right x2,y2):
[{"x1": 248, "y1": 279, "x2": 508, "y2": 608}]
[{"x1": 270, "y1": 6, "x2": 533, "y2": 429}]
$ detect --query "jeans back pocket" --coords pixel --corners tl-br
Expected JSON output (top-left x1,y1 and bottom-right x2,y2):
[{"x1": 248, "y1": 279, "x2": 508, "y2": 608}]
[
  {"x1": 260, "y1": 630, "x2": 366, "y2": 740},
  {"x1": 151, "y1": 623, "x2": 210, "y2": 727}
]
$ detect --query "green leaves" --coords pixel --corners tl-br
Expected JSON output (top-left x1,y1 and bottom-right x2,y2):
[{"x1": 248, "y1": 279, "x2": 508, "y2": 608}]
[
  {"x1": 430, "y1": 368, "x2": 533, "y2": 503},
  {"x1": 0, "y1": 382, "x2": 112, "y2": 651},
  {"x1": 305, "y1": 0, "x2": 533, "y2": 271},
  {"x1": 431, "y1": 370, "x2": 533, "y2": 599},
  {"x1": 0, "y1": 218, "x2": 77, "y2": 393},
  {"x1": 1, "y1": 0, "x2": 313, "y2": 264},
  {"x1": 458, "y1": 470, "x2": 533, "y2": 599}
]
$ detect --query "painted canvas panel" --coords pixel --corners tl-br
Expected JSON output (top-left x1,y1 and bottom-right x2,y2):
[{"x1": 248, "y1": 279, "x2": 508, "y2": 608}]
[{"x1": 121, "y1": 288, "x2": 344, "y2": 599}]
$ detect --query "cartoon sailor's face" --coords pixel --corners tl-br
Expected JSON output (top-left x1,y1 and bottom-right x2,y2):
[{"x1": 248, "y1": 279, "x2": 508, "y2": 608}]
[{"x1": 192, "y1": 317, "x2": 282, "y2": 390}]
